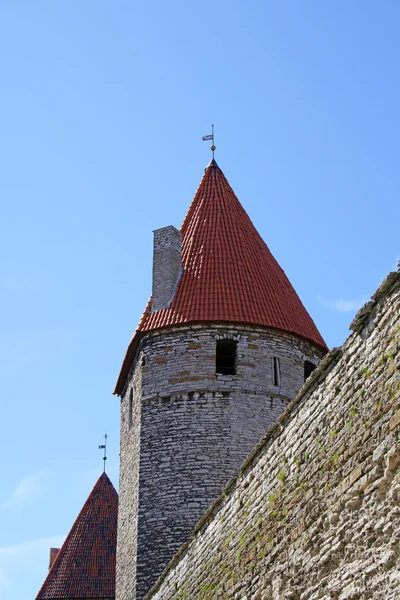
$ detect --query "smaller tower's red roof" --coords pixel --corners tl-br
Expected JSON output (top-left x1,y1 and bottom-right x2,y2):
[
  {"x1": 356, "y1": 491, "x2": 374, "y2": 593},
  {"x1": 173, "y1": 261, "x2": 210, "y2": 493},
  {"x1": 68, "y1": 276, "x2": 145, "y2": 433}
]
[
  {"x1": 114, "y1": 160, "x2": 327, "y2": 395},
  {"x1": 36, "y1": 472, "x2": 118, "y2": 599}
]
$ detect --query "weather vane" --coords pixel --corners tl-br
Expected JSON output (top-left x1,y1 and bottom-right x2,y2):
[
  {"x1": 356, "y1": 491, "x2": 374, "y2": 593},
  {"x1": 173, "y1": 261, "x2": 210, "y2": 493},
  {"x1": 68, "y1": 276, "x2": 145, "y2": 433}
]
[
  {"x1": 98, "y1": 433, "x2": 108, "y2": 473},
  {"x1": 202, "y1": 124, "x2": 216, "y2": 159}
]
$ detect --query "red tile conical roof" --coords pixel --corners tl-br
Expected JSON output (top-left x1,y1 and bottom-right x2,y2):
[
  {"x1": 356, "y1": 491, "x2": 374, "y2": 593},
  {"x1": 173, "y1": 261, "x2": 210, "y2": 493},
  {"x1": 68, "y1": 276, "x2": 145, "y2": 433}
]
[
  {"x1": 36, "y1": 472, "x2": 118, "y2": 599},
  {"x1": 114, "y1": 160, "x2": 327, "y2": 395}
]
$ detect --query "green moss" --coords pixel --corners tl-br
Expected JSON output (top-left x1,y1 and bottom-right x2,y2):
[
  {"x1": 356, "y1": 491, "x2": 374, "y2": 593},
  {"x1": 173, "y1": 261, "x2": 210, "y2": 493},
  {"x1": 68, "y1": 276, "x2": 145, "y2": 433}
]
[
  {"x1": 329, "y1": 452, "x2": 340, "y2": 468},
  {"x1": 277, "y1": 470, "x2": 286, "y2": 483},
  {"x1": 349, "y1": 406, "x2": 357, "y2": 418}
]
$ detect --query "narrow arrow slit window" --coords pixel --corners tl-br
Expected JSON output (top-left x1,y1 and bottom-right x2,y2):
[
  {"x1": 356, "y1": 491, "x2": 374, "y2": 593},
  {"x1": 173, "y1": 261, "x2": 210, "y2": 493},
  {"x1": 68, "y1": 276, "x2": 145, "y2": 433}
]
[
  {"x1": 273, "y1": 357, "x2": 281, "y2": 386},
  {"x1": 128, "y1": 389, "x2": 133, "y2": 429}
]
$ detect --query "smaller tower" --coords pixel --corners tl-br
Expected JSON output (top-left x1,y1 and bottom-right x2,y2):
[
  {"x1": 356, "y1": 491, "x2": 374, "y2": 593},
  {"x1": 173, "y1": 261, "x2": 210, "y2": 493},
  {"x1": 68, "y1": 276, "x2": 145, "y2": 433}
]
[{"x1": 36, "y1": 473, "x2": 118, "y2": 600}]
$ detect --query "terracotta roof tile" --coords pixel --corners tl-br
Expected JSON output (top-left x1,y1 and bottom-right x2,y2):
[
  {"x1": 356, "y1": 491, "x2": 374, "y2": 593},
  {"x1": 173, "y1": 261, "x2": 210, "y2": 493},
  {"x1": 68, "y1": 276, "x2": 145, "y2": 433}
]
[
  {"x1": 114, "y1": 160, "x2": 327, "y2": 395},
  {"x1": 36, "y1": 472, "x2": 118, "y2": 599}
]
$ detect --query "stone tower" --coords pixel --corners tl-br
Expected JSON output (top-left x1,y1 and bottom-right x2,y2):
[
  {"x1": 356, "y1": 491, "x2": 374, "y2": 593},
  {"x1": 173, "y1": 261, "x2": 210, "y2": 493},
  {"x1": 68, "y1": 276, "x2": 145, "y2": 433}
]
[{"x1": 114, "y1": 159, "x2": 327, "y2": 599}]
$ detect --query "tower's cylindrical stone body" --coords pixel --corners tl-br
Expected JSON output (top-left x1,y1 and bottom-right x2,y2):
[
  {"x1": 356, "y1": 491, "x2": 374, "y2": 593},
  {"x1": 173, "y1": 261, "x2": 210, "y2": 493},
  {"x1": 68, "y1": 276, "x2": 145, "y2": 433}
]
[
  {"x1": 114, "y1": 159, "x2": 327, "y2": 599},
  {"x1": 117, "y1": 325, "x2": 324, "y2": 599}
]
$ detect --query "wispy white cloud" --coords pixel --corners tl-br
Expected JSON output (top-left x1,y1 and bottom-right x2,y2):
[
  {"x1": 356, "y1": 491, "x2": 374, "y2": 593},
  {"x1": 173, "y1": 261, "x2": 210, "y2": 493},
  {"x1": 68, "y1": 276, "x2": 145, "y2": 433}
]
[
  {"x1": 0, "y1": 536, "x2": 65, "y2": 598},
  {"x1": 0, "y1": 470, "x2": 48, "y2": 511},
  {"x1": 317, "y1": 294, "x2": 368, "y2": 313}
]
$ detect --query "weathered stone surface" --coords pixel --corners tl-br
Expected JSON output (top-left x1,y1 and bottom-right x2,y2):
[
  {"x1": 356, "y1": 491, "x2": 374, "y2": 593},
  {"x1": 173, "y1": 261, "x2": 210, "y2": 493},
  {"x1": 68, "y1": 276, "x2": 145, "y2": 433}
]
[
  {"x1": 116, "y1": 360, "x2": 143, "y2": 600},
  {"x1": 147, "y1": 270, "x2": 400, "y2": 600},
  {"x1": 151, "y1": 225, "x2": 182, "y2": 311},
  {"x1": 116, "y1": 324, "x2": 323, "y2": 599}
]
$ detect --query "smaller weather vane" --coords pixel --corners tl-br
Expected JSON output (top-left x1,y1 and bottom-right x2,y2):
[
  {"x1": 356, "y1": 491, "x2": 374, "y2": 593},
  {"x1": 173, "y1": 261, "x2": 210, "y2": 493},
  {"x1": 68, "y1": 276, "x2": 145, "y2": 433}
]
[
  {"x1": 202, "y1": 124, "x2": 216, "y2": 158},
  {"x1": 98, "y1": 433, "x2": 108, "y2": 473}
]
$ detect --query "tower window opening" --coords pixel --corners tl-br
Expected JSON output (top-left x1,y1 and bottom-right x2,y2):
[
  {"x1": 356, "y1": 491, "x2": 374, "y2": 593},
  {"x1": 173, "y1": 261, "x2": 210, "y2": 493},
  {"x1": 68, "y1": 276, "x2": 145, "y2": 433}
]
[
  {"x1": 304, "y1": 360, "x2": 316, "y2": 382},
  {"x1": 128, "y1": 389, "x2": 133, "y2": 429},
  {"x1": 273, "y1": 357, "x2": 281, "y2": 387},
  {"x1": 216, "y1": 339, "x2": 237, "y2": 375}
]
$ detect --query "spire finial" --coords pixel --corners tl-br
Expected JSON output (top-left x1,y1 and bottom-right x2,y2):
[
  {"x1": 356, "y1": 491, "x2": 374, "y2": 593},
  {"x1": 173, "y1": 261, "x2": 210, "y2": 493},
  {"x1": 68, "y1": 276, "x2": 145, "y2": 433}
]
[
  {"x1": 98, "y1": 433, "x2": 108, "y2": 473},
  {"x1": 202, "y1": 124, "x2": 216, "y2": 158}
]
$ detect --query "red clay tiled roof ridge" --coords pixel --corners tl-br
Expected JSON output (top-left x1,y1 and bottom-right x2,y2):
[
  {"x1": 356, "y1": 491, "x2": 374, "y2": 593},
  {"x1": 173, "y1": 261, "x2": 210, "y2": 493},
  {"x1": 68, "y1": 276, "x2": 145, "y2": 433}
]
[
  {"x1": 114, "y1": 161, "x2": 327, "y2": 396},
  {"x1": 36, "y1": 472, "x2": 118, "y2": 599}
]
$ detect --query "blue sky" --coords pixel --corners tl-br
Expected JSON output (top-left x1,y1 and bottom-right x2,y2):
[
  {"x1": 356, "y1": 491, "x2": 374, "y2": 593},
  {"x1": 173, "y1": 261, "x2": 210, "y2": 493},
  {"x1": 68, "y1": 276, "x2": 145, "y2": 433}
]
[{"x1": 1, "y1": 2, "x2": 399, "y2": 598}]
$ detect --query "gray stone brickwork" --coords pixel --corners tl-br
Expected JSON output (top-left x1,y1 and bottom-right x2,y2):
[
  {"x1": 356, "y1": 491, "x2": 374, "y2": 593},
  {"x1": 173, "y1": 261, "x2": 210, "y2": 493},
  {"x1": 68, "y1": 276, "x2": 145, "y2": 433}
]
[
  {"x1": 116, "y1": 323, "x2": 324, "y2": 599},
  {"x1": 116, "y1": 357, "x2": 143, "y2": 600},
  {"x1": 146, "y1": 270, "x2": 400, "y2": 600},
  {"x1": 151, "y1": 226, "x2": 182, "y2": 311}
]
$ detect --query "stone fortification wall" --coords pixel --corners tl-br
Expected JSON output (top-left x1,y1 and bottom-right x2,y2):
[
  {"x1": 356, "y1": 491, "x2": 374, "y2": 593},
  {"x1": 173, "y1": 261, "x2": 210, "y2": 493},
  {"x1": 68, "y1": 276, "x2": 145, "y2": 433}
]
[
  {"x1": 147, "y1": 271, "x2": 400, "y2": 600},
  {"x1": 117, "y1": 324, "x2": 323, "y2": 599}
]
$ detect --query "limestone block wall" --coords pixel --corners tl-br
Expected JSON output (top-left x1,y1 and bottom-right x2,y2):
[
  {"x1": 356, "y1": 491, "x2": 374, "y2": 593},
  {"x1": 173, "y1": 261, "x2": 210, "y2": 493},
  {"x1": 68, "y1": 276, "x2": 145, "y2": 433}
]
[
  {"x1": 147, "y1": 271, "x2": 400, "y2": 600},
  {"x1": 139, "y1": 324, "x2": 323, "y2": 400},
  {"x1": 116, "y1": 324, "x2": 324, "y2": 600},
  {"x1": 116, "y1": 357, "x2": 143, "y2": 600}
]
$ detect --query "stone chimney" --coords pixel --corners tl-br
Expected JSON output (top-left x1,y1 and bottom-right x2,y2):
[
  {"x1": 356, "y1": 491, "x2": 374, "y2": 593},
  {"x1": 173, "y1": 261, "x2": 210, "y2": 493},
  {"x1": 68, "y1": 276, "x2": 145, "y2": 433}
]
[
  {"x1": 49, "y1": 547, "x2": 59, "y2": 570},
  {"x1": 151, "y1": 225, "x2": 182, "y2": 311}
]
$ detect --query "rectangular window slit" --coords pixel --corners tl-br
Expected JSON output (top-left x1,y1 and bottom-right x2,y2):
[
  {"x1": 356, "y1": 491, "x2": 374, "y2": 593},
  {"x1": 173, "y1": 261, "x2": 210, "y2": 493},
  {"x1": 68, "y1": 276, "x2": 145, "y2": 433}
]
[
  {"x1": 128, "y1": 389, "x2": 133, "y2": 429},
  {"x1": 216, "y1": 339, "x2": 237, "y2": 375},
  {"x1": 273, "y1": 357, "x2": 280, "y2": 386}
]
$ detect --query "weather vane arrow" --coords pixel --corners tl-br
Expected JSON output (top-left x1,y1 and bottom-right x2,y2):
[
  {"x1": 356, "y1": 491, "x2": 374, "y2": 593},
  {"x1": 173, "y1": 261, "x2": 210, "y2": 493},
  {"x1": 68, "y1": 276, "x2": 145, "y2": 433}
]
[
  {"x1": 98, "y1": 433, "x2": 108, "y2": 473},
  {"x1": 202, "y1": 124, "x2": 216, "y2": 158}
]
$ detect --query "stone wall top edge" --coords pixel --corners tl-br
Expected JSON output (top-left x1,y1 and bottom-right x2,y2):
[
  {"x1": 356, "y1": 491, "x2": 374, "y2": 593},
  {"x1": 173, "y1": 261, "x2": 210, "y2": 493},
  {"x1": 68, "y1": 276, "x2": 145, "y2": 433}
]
[{"x1": 350, "y1": 269, "x2": 400, "y2": 334}]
